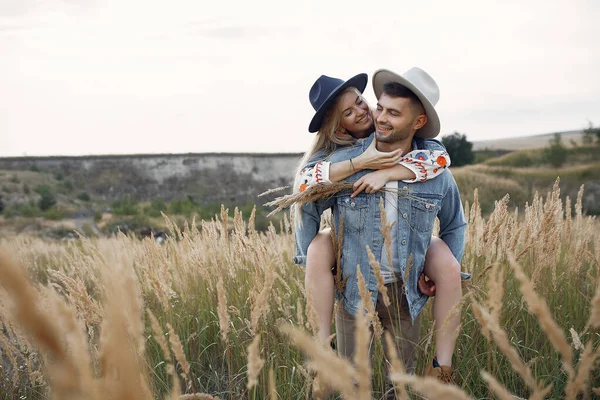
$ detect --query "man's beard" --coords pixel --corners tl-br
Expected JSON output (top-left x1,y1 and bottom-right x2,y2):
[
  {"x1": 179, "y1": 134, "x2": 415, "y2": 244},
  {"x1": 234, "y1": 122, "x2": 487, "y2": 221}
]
[{"x1": 374, "y1": 124, "x2": 413, "y2": 143}]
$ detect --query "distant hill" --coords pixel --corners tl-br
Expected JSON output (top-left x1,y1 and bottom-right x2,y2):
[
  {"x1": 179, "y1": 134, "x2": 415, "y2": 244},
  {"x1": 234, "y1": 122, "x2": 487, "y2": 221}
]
[
  {"x1": 0, "y1": 153, "x2": 304, "y2": 237},
  {"x1": 0, "y1": 153, "x2": 303, "y2": 206},
  {"x1": 1, "y1": 135, "x2": 599, "y2": 238},
  {"x1": 471, "y1": 130, "x2": 585, "y2": 151}
]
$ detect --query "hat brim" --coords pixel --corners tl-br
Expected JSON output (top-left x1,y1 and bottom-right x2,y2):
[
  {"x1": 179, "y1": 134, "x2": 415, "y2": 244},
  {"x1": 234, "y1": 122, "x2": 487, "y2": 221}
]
[
  {"x1": 372, "y1": 69, "x2": 440, "y2": 139},
  {"x1": 308, "y1": 73, "x2": 368, "y2": 133}
]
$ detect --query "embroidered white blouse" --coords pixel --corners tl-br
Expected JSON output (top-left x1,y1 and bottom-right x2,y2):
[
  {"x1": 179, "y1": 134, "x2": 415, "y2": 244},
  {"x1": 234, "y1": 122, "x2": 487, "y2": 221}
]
[{"x1": 297, "y1": 149, "x2": 451, "y2": 192}]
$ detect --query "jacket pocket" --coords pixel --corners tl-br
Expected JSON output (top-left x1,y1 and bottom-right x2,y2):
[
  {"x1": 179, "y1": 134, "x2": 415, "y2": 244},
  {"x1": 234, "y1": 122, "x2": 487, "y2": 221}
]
[
  {"x1": 336, "y1": 195, "x2": 369, "y2": 234},
  {"x1": 409, "y1": 197, "x2": 439, "y2": 233}
]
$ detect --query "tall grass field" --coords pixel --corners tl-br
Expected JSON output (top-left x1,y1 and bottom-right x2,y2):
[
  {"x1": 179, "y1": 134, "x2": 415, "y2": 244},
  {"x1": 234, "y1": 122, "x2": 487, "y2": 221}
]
[{"x1": 0, "y1": 179, "x2": 599, "y2": 399}]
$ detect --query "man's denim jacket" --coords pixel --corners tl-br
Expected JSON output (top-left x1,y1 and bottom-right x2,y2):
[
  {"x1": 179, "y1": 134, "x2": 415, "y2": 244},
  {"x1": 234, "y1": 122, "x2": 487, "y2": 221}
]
[{"x1": 293, "y1": 134, "x2": 467, "y2": 322}]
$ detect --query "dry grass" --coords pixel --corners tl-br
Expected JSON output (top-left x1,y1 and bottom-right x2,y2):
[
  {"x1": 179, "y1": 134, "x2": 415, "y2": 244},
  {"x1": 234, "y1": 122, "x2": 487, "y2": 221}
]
[{"x1": 0, "y1": 181, "x2": 599, "y2": 399}]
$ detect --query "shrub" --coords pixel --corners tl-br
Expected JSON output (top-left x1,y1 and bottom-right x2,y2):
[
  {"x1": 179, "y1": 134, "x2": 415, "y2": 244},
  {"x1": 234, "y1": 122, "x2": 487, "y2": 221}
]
[
  {"x1": 77, "y1": 192, "x2": 91, "y2": 202},
  {"x1": 2, "y1": 205, "x2": 17, "y2": 218},
  {"x1": 583, "y1": 121, "x2": 600, "y2": 146},
  {"x1": 61, "y1": 180, "x2": 74, "y2": 193},
  {"x1": 503, "y1": 151, "x2": 534, "y2": 167},
  {"x1": 38, "y1": 193, "x2": 57, "y2": 211},
  {"x1": 43, "y1": 207, "x2": 65, "y2": 221},
  {"x1": 111, "y1": 195, "x2": 139, "y2": 216},
  {"x1": 144, "y1": 199, "x2": 167, "y2": 217},
  {"x1": 441, "y1": 132, "x2": 474, "y2": 166},
  {"x1": 544, "y1": 133, "x2": 568, "y2": 168},
  {"x1": 167, "y1": 197, "x2": 197, "y2": 217},
  {"x1": 20, "y1": 201, "x2": 42, "y2": 218},
  {"x1": 197, "y1": 203, "x2": 223, "y2": 221},
  {"x1": 35, "y1": 185, "x2": 57, "y2": 211}
]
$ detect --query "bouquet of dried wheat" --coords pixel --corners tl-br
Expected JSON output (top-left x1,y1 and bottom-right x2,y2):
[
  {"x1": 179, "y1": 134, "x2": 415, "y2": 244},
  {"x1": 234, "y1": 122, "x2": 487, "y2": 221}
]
[{"x1": 261, "y1": 182, "x2": 431, "y2": 217}]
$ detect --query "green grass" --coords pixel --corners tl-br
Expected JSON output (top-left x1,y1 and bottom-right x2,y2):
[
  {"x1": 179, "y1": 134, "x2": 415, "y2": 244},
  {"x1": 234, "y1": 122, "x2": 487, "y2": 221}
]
[
  {"x1": 1, "y1": 194, "x2": 598, "y2": 399},
  {"x1": 453, "y1": 163, "x2": 600, "y2": 214},
  {"x1": 1, "y1": 152, "x2": 600, "y2": 398}
]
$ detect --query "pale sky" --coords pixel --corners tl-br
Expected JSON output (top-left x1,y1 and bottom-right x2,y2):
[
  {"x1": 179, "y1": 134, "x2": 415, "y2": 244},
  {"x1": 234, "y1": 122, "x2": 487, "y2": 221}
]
[{"x1": 1, "y1": 0, "x2": 599, "y2": 156}]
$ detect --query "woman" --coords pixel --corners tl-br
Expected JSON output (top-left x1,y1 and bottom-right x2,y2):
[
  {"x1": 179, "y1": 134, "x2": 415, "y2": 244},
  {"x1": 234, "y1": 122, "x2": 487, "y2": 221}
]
[{"x1": 296, "y1": 73, "x2": 462, "y2": 381}]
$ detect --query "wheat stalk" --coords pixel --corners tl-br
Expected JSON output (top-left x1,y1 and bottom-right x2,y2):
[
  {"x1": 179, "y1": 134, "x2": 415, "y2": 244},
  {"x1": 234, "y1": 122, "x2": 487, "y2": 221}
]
[
  {"x1": 507, "y1": 255, "x2": 576, "y2": 382},
  {"x1": 383, "y1": 332, "x2": 408, "y2": 400},
  {"x1": 471, "y1": 302, "x2": 549, "y2": 396},
  {"x1": 216, "y1": 277, "x2": 230, "y2": 343},
  {"x1": 480, "y1": 370, "x2": 516, "y2": 400},
  {"x1": 390, "y1": 373, "x2": 472, "y2": 399},
  {"x1": 279, "y1": 324, "x2": 357, "y2": 399},
  {"x1": 247, "y1": 334, "x2": 265, "y2": 390}
]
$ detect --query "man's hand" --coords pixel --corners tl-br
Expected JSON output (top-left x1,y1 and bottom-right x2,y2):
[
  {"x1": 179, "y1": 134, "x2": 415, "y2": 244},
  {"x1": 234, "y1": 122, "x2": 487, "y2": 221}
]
[
  {"x1": 351, "y1": 170, "x2": 390, "y2": 197},
  {"x1": 418, "y1": 273, "x2": 436, "y2": 297},
  {"x1": 353, "y1": 139, "x2": 403, "y2": 170}
]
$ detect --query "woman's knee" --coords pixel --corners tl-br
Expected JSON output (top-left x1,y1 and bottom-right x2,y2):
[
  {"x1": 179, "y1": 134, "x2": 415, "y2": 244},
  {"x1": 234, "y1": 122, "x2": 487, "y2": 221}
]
[
  {"x1": 307, "y1": 229, "x2": 335, "y2": 266},
  {"x1": 425, "y1": 238, "x2": 461, "y2": 283}
]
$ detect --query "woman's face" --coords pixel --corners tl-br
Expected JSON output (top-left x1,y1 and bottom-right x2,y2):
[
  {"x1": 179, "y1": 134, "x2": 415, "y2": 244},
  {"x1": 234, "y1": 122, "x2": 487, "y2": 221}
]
[{"x1": 336, "y1": 89, "x2": 372, "y2": 137}]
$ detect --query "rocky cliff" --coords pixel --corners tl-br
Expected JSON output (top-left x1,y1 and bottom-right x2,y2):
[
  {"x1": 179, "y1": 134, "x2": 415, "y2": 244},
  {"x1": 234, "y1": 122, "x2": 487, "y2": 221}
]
[{"x1": 0, "y1": 153, "x2": 304, "y2": 205}]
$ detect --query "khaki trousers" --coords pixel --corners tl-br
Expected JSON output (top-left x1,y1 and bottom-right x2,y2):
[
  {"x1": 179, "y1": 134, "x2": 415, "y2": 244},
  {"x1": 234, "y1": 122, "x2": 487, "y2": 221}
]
[{"x1": 335, "y1": 280, "x2": 422, "y2": 399}]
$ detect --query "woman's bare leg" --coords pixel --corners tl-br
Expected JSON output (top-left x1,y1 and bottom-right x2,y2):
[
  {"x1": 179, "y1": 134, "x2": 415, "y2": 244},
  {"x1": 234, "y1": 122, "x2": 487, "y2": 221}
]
[
  {"x1": 305, "y1": 228, "x2": 336, "y2": 344},
  {"x1": 424, "y1": 237, "x2": 462, "y2": 367}
]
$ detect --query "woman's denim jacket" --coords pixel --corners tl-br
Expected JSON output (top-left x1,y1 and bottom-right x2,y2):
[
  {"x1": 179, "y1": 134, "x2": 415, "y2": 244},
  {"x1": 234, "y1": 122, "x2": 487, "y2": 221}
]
[{"x1": 293, "y1": 134, "x2": 468, "y2": 322}]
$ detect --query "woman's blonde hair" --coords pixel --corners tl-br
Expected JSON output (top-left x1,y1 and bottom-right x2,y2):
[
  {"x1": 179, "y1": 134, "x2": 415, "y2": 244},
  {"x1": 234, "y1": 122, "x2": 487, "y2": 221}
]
[{"x1": 293, "y1": 87, "x2": 367, "y2": 225}]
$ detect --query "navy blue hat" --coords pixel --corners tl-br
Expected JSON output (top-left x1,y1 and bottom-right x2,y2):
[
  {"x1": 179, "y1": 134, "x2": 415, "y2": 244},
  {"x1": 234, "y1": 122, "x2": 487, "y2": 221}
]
[{"x1": 308, "y1": 73, "x2": 368, "y2": 133}]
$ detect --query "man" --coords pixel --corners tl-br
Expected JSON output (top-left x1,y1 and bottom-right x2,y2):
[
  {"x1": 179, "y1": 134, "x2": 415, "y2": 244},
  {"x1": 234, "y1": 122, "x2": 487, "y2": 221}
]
[{"x1": 294, "y1": 67, "x2": 467, "y2": 395}]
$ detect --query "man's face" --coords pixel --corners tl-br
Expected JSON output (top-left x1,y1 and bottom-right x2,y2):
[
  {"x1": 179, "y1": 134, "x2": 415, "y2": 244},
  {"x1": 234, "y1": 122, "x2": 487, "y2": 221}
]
[{"x1": 374, "y1": 93, "x2": 425, "y2": 144}]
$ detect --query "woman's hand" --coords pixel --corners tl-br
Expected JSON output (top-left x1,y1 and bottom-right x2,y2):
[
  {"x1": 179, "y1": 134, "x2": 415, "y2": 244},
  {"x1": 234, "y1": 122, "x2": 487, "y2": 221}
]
[
  {"x1": 351, "y1": 170, "x2": 391, "y2": 197},
  {"x1": 353, "y1": 139, "x2": 403, "y2": 170}
]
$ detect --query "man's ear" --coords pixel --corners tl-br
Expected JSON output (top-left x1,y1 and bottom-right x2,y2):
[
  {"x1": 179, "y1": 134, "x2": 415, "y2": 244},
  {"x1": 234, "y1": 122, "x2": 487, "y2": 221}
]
[{"x1": 414, "y1": 115, "x2": 427, "y2": 130}]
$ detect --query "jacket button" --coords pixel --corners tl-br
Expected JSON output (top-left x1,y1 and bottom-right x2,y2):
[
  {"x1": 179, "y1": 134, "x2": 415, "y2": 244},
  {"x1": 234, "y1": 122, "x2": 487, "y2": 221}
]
[
  {"x1": 402, "y1": 213, "x2": 408, "y2": 218},
  {"x1": 401, "y1": 239, "x2": 407, "y2": 245},
  {"x1": 425, "y1": 204, "x2": 431, "y2": 209},
  {"x1": 351, "y1": 202, "x2": 355, "y2": 207}
]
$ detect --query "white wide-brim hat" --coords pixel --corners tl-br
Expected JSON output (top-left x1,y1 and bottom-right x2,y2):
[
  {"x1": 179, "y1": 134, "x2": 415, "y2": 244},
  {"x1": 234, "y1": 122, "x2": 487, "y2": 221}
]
[{"x1": 372, "y1": 67, "x2": 441, "y2": 139}]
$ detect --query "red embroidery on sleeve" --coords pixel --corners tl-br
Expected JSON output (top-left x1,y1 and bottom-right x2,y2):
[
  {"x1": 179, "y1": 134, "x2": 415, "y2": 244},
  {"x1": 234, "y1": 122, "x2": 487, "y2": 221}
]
[
  {"x1": 414, "y1": 161, "x2": 428, "y2": 183},
  {"x1": 314, "y1": 162, "x2": 324, "y2": 183}
]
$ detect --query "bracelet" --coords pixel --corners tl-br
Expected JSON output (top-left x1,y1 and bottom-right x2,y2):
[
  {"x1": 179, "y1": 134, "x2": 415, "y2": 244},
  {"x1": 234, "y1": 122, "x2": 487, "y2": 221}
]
[{"x1": 349, "y1": 158, "x2": 356, "y2": 173}]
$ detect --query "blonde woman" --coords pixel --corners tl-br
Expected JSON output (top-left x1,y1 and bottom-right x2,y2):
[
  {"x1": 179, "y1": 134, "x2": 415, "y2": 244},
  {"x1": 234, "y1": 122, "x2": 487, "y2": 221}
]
[{"x1": 295, "y1": 73, "x2": 464, "y2": 382}]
